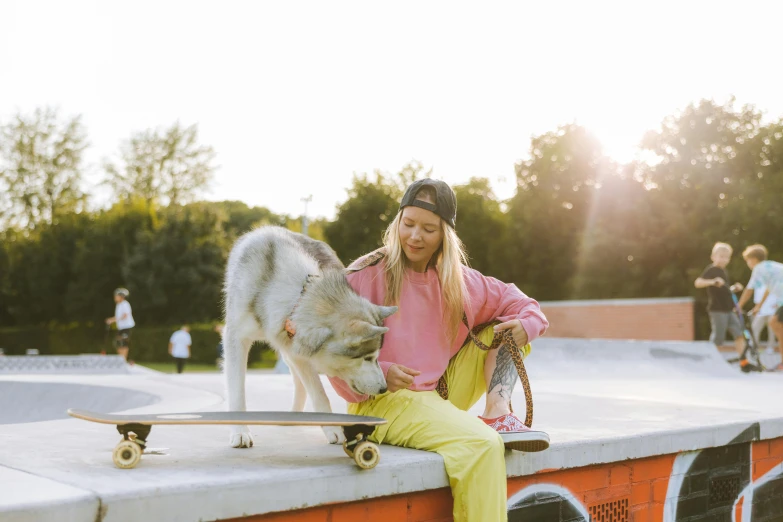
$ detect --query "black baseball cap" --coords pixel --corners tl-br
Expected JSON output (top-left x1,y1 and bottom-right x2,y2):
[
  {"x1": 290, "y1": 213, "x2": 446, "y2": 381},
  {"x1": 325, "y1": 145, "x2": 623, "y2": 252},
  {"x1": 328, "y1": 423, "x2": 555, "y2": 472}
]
[{"x1": 399, "y1": 178, "x2": 457, "y2": 229}]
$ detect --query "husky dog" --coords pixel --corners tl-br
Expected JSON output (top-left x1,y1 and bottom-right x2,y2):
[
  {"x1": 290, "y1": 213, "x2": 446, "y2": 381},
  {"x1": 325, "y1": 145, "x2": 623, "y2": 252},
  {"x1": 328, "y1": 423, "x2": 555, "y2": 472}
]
[{"x1": 222, "y1": 226, "x2": 396, "y2": 447}]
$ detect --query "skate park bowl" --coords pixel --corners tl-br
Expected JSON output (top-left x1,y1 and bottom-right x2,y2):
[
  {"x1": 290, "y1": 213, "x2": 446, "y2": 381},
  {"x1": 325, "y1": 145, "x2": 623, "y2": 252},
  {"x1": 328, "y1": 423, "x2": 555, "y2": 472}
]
[
  {"x1": 0, "y1": 381, "x2": 160, "y2": 424},
  {"x1": 0, "y1": 355, "x2": 161, "y2": 424}
]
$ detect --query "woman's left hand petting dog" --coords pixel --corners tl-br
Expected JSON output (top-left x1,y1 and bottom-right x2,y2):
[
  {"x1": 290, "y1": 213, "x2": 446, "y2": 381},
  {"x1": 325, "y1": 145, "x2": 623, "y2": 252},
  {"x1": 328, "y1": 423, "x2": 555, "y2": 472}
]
[{"x1": 221, "y1": 226, "x2": 397, "y2": 447}]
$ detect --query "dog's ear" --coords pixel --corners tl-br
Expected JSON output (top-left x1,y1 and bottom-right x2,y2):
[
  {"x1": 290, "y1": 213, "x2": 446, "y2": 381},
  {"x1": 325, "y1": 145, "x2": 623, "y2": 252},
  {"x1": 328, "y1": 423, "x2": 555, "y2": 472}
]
[
  {"x1": 358, "y1": 323, "x2": 388, "y2": 343},
  {"x1": 300, "y1": 326, "x2": 332, "y2": 352},
  {"x1": 364, "y1": 324, "x2": 388, "y2": 339},
  {"x1": 376, "y1": 305, "x2": 398, "y2": 320},
  {"x1": 348, "y1": 321, "x2": 388, "y2": 346}
]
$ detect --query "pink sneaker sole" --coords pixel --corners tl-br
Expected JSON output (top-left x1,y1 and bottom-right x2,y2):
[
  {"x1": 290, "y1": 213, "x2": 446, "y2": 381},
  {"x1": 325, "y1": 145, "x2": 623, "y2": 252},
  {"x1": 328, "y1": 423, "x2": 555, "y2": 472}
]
[{"x1": 501, "y1": 431, "x2": 550, "y2": 452}]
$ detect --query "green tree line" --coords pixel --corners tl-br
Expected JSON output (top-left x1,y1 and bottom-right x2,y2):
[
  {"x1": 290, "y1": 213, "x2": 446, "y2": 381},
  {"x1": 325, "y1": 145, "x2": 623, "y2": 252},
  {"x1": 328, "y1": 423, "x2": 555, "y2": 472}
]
[{"x1": 1, "y1": 99, "x2": 782, "y2": 356}]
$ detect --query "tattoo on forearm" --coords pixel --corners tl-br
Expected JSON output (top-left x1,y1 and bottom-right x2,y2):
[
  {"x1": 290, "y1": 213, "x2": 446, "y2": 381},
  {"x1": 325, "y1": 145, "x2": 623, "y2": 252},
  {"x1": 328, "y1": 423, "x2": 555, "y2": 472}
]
[{"x1": 488, "y1": 346, "x2": 518, "y2": 400}]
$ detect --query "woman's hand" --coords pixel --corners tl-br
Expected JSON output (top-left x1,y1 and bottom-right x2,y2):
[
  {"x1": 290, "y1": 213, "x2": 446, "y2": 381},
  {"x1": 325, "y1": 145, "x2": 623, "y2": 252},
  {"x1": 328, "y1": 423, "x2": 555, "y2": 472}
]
[
  {"x1": 493, "y1": 319, "x2": 529, "y2": 347},
  {"x1": 386, "y1": 364, "x2": 421, "y2": 392}
]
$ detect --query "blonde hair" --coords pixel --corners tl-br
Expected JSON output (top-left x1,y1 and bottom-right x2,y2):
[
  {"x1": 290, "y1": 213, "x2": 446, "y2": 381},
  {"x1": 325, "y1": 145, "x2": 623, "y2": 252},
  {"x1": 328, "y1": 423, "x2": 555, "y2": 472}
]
[
  {"x1": 712, "y1": 242, "x2": 733, "y2": 256},
  {"x1": 742, "y1": 244, "x2": 768, "y2": 262},
  {"x1": 382, "y1": 195, "x2": 469, "y2": 343}
]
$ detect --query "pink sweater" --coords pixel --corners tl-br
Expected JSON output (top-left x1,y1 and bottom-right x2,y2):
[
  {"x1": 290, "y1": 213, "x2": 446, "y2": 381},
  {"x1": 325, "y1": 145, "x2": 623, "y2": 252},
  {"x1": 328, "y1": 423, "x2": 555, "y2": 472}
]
[{"x1": 329, "y1": 258, "x2": 549, "y2": 403}]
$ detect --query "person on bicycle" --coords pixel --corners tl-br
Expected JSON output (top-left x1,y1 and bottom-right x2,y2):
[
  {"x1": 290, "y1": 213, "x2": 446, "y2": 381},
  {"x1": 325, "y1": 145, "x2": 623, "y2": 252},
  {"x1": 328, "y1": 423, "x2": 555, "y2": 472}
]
[{"x1": 738, "y1": 244, "x2": 783, "y2": 371}]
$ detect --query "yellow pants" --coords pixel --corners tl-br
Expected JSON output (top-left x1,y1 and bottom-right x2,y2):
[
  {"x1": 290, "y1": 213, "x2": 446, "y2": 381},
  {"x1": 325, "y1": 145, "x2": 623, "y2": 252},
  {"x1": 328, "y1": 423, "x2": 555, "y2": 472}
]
[{"x1": 348, "y1": 326, "x2": 532, "y2": 522}]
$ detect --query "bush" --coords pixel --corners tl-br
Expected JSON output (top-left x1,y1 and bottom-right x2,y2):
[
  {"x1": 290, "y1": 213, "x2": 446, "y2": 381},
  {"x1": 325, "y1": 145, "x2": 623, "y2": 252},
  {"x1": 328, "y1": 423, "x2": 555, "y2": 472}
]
[{"x1": 0, "y1": 323, "x2": 271, "y2": 365}]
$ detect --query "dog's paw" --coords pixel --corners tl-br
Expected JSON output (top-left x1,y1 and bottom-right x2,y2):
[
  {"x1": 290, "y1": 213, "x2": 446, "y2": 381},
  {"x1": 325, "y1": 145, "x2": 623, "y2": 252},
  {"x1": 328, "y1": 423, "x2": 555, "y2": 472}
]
[
  {"x1": 322, "y1": 426, "x2": 346, "y2": 444},
  {"x1": 229, "y1": 426, "x2": 254, "y2": 448}
]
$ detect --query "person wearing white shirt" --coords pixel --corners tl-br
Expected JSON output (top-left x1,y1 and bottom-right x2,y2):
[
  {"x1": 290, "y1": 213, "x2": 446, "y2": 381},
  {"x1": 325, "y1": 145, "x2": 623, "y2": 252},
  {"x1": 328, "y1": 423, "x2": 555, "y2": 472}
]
[
  {"x1": 105, "y1": 288, "x2": 135, "y2": 361},
  {"x1": 169, "y1": 325, "x2": 192, "y2": 374},
  {"x1": 752, "y1": 285, "x2": 777, "y2": 351}
]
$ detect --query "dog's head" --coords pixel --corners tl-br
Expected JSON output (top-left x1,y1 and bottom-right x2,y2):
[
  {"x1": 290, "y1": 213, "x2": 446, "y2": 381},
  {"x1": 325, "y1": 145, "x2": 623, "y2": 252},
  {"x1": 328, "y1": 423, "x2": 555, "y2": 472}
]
[{"x1": 295, "y1": 289, "x2": 397, "y2": 395}]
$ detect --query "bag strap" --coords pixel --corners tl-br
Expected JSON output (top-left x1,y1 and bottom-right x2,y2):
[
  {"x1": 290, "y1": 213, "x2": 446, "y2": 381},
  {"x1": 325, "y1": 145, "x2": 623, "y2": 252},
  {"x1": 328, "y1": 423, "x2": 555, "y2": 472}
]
[
  {"x1": 436, "y1": 314, "x2": 534, "y2": 428},
  {"x1": 344, "y1": 248, "x2": 387, "y2": 274}
]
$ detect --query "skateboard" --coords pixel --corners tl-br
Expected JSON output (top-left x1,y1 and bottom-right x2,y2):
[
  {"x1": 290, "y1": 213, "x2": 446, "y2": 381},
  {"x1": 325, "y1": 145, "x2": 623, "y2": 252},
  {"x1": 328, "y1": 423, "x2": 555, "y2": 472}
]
[{"x1": 67, "y1": 409, "x2": 387, "y2": 470}]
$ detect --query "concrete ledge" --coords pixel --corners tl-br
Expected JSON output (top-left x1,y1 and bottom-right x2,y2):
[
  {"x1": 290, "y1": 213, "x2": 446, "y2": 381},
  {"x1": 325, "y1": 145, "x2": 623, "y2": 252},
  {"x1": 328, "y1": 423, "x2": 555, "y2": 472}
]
[
  {"x1": 539, "y1": 297, "x2": 694, "y2": 307},
  {"x1": 0, "y1": 467, "x2": 98, "y2": 522},
  {"x1": 1, "y1": 338, "x2": 781, "y2": 521}
]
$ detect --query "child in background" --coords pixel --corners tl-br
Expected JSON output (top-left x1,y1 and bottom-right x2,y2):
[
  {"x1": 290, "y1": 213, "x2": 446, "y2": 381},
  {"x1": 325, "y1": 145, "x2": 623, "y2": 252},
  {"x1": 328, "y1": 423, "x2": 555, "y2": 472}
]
[
  {"x1": 694, "y1": 242, "x2": 758, "y2": 372},
  {"x1": 738, "y1": 244, "x2": 783, "y2": 371}
]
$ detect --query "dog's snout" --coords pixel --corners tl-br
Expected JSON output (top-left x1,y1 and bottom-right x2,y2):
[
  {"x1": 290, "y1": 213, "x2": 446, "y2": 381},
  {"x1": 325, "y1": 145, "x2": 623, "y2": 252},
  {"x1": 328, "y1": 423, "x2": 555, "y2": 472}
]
[{"x1": 379, "y1": 386, "x2": 387, "y2": 394}]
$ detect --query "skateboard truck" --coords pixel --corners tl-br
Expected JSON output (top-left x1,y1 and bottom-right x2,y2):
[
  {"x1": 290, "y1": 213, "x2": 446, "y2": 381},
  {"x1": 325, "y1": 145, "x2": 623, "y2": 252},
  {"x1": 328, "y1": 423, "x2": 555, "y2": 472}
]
[
  {"x1": 341, "y1": 428, "x2": 380, "y2": 470},
  {"x1": 113, "y1": 423, "x2": 151, "y2": 469},
  {"x1": 117, "y1": 423, "x2": 151, "y2": 448}
]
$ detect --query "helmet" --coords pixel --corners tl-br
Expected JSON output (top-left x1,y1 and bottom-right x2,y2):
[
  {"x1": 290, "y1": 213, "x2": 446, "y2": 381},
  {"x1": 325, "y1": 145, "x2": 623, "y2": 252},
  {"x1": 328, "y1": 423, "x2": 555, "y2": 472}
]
[{"x1": 113, "y1": 288, "x2": 130, "y2": 298}]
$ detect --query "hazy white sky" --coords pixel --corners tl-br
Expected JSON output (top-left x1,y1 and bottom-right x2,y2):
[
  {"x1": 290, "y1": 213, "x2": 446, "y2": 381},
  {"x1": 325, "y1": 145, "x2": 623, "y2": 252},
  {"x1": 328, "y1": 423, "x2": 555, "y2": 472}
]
[{"x1": 2, "y1": 0, "x2": 782, "y2": 219}]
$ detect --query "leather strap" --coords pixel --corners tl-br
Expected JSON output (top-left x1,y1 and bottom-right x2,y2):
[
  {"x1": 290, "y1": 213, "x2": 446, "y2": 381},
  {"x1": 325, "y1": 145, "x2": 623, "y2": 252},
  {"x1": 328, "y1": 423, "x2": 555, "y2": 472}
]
[{"x1": 436, "y1": 315, "x2": 534, "y2": 428}]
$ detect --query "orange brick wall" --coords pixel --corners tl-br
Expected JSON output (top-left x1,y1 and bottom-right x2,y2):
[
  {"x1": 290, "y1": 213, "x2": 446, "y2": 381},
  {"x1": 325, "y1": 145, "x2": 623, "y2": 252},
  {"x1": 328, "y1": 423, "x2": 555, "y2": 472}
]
[
  {"x1": 539, "y1": 298, "x2": 694, "y2": 341},
  {"x1": 226, "y1": 435, "x2": 783, "y2": 521}
]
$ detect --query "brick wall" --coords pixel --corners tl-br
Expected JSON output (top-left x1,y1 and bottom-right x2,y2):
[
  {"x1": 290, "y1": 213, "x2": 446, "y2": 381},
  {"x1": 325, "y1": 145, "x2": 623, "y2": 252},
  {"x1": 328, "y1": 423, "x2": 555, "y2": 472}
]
[
  {"x1": 226, "y1": 435, "x2": 783, "y2": 521},
  {"x1": 539, "y1": 297, "x2": 695, "y2": 341}
]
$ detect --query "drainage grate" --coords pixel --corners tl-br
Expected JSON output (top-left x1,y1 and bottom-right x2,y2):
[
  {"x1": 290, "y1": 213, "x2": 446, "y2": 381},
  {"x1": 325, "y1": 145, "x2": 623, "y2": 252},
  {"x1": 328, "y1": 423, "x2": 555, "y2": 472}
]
[
  {"x1": 588, "y1": 497, "x2": 629, "y2": 522},
  {"x1": 710, "y1": 475, "x2": 740, "y2": 503}
]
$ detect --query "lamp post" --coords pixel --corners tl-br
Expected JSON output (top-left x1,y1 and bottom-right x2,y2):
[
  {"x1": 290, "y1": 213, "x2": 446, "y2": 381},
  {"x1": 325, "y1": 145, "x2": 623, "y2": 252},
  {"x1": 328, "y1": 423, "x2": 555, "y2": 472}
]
[{"x1": 301, "y1": 195, "x2": 313, "y2": 236}]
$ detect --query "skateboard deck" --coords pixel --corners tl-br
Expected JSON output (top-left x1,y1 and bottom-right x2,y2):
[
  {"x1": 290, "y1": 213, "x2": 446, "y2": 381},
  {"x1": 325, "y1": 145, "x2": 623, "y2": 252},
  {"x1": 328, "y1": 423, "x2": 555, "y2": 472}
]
[{"x1": 68, "y1": 409, "x2": 387, "y2": 470}]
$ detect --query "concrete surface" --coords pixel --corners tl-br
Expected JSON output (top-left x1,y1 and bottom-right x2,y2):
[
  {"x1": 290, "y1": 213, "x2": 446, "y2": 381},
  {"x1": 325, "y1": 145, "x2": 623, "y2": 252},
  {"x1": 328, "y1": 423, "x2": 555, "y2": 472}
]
[{"x1": 1, "y1": 339, "x2": 782, "y2": 521}]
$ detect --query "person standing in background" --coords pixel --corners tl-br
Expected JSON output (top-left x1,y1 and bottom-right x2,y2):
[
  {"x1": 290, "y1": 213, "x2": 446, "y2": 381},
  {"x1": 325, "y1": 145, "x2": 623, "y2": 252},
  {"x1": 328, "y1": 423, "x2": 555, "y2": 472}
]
[
  {"x1": 105, "y1": 288, "x2": 135, "y2": 362},
  {"x1": 169, "y1": 325, "x2": 192, "y2": 374}
]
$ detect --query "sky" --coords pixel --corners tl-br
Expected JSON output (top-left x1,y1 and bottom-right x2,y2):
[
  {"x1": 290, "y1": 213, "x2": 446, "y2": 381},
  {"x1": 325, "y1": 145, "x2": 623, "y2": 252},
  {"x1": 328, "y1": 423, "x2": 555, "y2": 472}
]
[{"x1": 2, "y1": 0, "x2": 782, "y2": 219}]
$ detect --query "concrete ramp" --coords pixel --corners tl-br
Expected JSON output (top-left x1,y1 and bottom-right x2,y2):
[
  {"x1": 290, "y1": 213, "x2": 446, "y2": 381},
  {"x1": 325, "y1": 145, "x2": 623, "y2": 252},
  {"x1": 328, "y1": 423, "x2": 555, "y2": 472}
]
[
  {"x1": 0, "y1": 381, "x2": 160, "y2": 424},
  {"x1": 527, "y1": 337, "x2": 739, "y2": 380}
]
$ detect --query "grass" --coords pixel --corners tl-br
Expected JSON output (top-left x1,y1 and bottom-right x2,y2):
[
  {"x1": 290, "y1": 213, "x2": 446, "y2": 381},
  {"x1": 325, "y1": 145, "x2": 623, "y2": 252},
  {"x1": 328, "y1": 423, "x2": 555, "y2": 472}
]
[{"x1": 138, "y1": 351, "x2": 278, "y2": 373}]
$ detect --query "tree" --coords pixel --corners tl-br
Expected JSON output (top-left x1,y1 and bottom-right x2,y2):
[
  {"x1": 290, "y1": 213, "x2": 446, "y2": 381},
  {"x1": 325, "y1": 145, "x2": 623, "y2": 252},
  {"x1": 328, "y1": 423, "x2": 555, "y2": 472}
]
[
  {"x1": 569, "y1": 168, "x2": 658, "y2": 299},
  {"x1": 452, "y1": 178, "x2": 510, "y2": 281},
  {"x1": 104, "y1": 122, "x2": 216, "y2": 205},
  {"x1": 325, "y1": 161, "x2": 427, "y2": 264},
  {"x1": 743, "y1": 119, "x2": 783, "y2": 261},
  {"x1": 0, "y1": 230, "x2": 14, "y2": 325},
  {"x1": 63, "y1": 199, "x2": 157, "y2": 323},
  {"x1": 638, "y1": 98, "x2": 766, "y2": 291},
  {"x1": 0, "y1": 107, "x2": 88, "y2": 228},
  {"x1": 203, "y1": 200, "x2": 285, "y2": 239},
  {"x1": 123, "y1": 203, "x2": 229, "y2": 324},
  {"x1": 508, "y1": 124, "x2": 615, "y2": 299},
  {"x1": 284, "y1": 216, "x2": 329, "y2": 242},
  {"x1": 2, "y1": 214, "x2": 90, "y2": 324}
]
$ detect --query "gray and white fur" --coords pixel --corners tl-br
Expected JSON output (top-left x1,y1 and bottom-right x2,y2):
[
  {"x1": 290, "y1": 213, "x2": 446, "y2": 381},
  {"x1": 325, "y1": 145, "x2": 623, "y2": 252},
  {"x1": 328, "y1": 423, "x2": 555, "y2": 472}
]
[{"x1": 222, "y1": 226, "x2": 396, "y2": 447}]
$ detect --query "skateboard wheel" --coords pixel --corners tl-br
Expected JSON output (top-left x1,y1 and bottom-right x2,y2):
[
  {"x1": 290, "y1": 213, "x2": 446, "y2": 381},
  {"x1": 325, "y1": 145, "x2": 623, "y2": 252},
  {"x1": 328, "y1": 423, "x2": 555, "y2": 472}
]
[
  {"x1": 113, "y1": 440, "x2": 142, "y2": 469},
  {"x1": 353, "y1": 441, "x2": 380, "y2": 470},
  {"x1": 342, "y1": 440, "x2": 354, "y2": 457}
]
